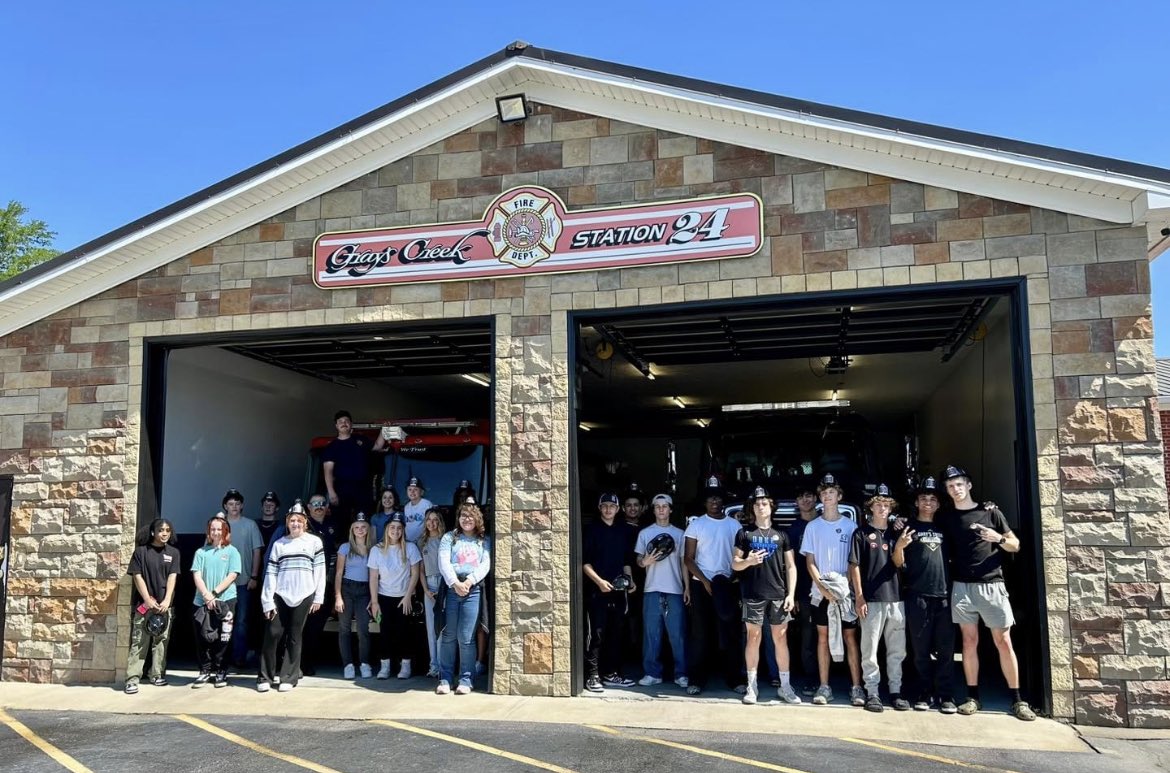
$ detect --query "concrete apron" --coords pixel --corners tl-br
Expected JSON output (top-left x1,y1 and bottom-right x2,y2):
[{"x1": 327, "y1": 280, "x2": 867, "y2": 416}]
[{"x1": 0, "y1": 674, "x2": 1085, "y2": 753}]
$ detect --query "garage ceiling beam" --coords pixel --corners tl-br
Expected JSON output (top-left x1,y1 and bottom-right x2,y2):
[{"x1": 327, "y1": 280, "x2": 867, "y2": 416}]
[
  {"x1": 594, "y1": 323, "x2": 654, "y2": 378},
  {"x1": 940, "y1": 298, "x2": 996, "y2": 362},
  {"x1": 224, "y1": 346, "x2": 357, "y2": 387}
]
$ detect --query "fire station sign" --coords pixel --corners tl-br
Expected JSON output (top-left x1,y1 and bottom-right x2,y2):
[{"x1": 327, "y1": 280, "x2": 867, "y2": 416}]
[{"x1": 313, "y1": 186, "x2": 762, "y2": 288}]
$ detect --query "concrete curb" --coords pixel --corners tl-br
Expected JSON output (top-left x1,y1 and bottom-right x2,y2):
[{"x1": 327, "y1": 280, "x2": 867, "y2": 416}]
[{"x1": 0, "y1": 677, "x2": 1087, "y2": 753}]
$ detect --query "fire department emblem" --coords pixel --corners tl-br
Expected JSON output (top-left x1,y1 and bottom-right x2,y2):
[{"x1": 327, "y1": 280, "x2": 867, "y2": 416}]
[{"x1": 488, "y1": 190, "x2": 562, "y2": 268}]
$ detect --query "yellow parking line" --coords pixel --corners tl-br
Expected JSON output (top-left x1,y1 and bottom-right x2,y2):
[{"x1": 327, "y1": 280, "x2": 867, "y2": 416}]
[
  {"x1": 0, "y1": 708, "x2": 93, "y2": 773},
  {"x1": 586, "y1": 724, "x2": 812, "y2": 773},
  {"x1": 840, "y1": 737, "x2": 1023, "y2": 773},
  {"x1": 173, "y1": 714, "x2": 341, "y2": 773},
  {"x1": 370, "y1": 718, "x2": 579, "y2": 773}
]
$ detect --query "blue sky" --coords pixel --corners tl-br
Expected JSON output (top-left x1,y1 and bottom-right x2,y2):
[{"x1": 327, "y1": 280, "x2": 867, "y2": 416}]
[{"x1": 5, "y1": 2, "x2": 1170, "y2": 350}]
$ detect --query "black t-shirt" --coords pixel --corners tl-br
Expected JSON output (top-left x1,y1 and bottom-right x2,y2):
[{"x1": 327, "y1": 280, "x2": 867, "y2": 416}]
[
  {"x1": 321, "y1": 435, "x2": 371, "y2": 485},
  {"x1": 735, "y1": 526, "x2": 792, "y2": 601},
  {"x1": 900, "y1": 518, "x2": 949, "y2": 597},
  {"x1": 257, "y1": 518, "x2": 281, "y2": 550},
  {"x1": 786, "y1": 517, "x2": 815, "y2": 601},
  {"x1": 946, "y1": 506, "x2": 1011, "y2": 583},
  {"x1": 127, "y1": 543, "x2": 181, "y2": 606},
  {"x1": 583, "y1": 519, "x2": 635, "y2": 595},
  {"x1": 848, "y1": 523, "x2": 900, "y2": 602}
]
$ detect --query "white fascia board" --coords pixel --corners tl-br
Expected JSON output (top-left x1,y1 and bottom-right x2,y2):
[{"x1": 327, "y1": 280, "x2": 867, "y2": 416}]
[
  {"x1": 519, "y1": 60, "x2": 1170, "y2": 204},
  {"x1": 0, "y1": 103, "x2": 497, "y2": 339},
  {"x1": 523, "y1": 80, "x2": 1137, "y2": 223}
]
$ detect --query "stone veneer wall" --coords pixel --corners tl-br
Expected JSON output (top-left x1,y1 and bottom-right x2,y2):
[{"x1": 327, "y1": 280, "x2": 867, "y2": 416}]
[{"x1": 1, "y1": 104, "x2": 1167, "y2": 726}]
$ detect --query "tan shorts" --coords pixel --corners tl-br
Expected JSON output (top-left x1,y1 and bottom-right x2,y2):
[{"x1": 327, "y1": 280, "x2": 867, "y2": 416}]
[{"x1": 951, "y1": 581, "x2": 1015, "y2": 629}]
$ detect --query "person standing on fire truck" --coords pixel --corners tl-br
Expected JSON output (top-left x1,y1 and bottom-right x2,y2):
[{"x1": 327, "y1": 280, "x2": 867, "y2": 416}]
[{"x1": 322, "y1": 410, "x2": 388, "y2": 527}]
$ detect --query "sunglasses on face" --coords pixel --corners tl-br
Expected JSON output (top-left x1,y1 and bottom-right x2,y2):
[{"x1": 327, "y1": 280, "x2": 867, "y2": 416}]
[{"x1": 309, "y1": 501, "x2": 327, "y2": 508}]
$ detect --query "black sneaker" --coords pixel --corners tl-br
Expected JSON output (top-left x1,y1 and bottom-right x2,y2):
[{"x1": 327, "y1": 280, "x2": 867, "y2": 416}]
[
  {"x1": 585, "y1": 676, "x2": 604, "y2": 693},
  {"x1": 892, "y1": 694, "x2": 911, "y2": 711},
  {"x1": 912, "y1": 695, "x2": 931, "y2": 711},
  {"x1": 603, "y1": 673, "x2": 636, "y2": 688},
  {"x1": 192, "y1": 672, "x2": 212, "y2": 688},
  {"x1": 149, "y1": 676, "x2": 168, "y2": 687},
  {"x1": 940, "y1": 699, "x2": 958, "y2": 715},
  {"x1": 865, "y1": 694, "x2": 885, "y2": 713},
  {"x1": 213, "y1": 671, "x2": 228, "y2": 688},
  {"x1": 801, "y1": 684, "x2": 816, "y2": 698}
]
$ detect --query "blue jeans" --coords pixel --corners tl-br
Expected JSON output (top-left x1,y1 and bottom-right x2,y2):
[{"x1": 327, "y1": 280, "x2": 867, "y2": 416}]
[
  {"x1": 231, "y1": 583, "x2": 252, "y2": 665},
  {"x1": 440, "y1": 585, "x2": 481, "y2": 684},
  {"x1": 642, "y1": 591, "x2": 686, "y2": 679}
]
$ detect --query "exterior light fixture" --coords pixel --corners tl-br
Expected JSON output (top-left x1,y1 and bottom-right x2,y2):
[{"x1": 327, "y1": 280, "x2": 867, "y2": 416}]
[
  {"x1": 461, "y1": 373, "x2": 491, "y2": 387},
  {"x1": 671, "y1": 396, "x2": 686, "y2": 409},
  {"x1": 496, "y1": 94, "x2": 529, "y2": 123}
]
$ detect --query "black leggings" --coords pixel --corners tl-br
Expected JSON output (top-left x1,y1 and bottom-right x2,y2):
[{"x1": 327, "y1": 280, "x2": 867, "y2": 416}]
[
  {"x1": 262, "y1": 595, "x2": 314, "y2": 686},
  {"x1": 378, "y1": 594, "x2": 410, "y2": 664}
]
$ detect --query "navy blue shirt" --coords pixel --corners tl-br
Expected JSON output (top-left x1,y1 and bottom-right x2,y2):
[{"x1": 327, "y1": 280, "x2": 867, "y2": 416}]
[{"x1": 321, "y1": 435, "x2": 371, "y2": 486}]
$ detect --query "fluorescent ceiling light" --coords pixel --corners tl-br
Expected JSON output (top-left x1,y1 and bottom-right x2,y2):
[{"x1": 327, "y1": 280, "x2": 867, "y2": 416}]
[
  {"x1": 722, "y1": 400, "x2": 850, "y2": 412},
  {"x1": 671, "y1": 396, "x2": 686, "y2": 409},
  {"x1": 461, "y1": 373, "x2": 491, "y2": 387}
]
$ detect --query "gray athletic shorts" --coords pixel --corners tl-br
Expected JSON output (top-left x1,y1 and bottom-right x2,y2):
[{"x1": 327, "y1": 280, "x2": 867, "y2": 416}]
[
  {"x1": 951, "y1": 580, "x2": 1015, "y2": 629},
  {"x1": 742, "y1": 599, "x2": 793, "y2": 626}
]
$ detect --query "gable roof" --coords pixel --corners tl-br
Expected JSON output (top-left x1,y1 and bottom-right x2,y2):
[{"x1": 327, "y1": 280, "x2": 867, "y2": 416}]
[{"x1": 3, "y1": 41, "x2": 1169, "y2": 338}]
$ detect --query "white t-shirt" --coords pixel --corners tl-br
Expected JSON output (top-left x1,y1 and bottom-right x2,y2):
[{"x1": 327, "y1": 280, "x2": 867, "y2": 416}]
[
  {"x1": 800, "y1": 515, "x2": 857, "y2": 578},
  {"x1": 368, "y1": 541, "x2": 422, "y2": 597},
  {"x1": 403, "y1": 498, "x2": 433, "y2": 544},
  {"x1": 683, "y1": 515, "x2": 741, "y2": 580},
  {"x1": 635, "y1": 523, "x2": 686, "y2": 594}
]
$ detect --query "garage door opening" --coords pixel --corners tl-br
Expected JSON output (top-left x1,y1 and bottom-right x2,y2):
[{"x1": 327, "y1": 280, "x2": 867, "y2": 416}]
[
  {"x1": 568, "y1": 279, "x2": 1046, "y2": 711},
  {"x1": 138, "y1": 318, "x2": 495, "y2": 679}
]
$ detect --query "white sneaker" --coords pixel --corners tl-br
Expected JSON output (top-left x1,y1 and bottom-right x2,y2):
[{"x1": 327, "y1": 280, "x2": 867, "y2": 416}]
[
  {"x1": 743, "y1": 681, "x2": 759, "y2": 705},
  {"x1": 674, "y1": 676, "x2": 690, "y2": 689},
  {"x1": 778, "y1": 685, "x2": 802, "y2": 704},
  {"x1": 397, "y1": 659, "x2": 412, "y2": 679},
  {"x1": 455, "y1": 679, "x2": 472, "y2": 695},
  {"x1": 343, "y1": 664, "x2": 356, "y2": 680},
  {"x1": 376, "y1": 659, "x2": 391, "y2": 679},
  {"x1": 436, "y1": 680, "x2": 451, "y2": 695},
  {"x1": 359, "y1": 664, "x2": 373, "y2": 679},
  {"x1": 277, "y1": 682, "x2": 293, "y2": 693},
  {"x1": 638, "y1": 675, "x2": 663, "y2": 686}
]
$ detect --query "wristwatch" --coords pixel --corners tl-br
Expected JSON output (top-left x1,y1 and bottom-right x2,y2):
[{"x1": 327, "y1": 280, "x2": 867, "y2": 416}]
[{"x1": 998, "y1": 535, "x2": 1006, "y2": 545}]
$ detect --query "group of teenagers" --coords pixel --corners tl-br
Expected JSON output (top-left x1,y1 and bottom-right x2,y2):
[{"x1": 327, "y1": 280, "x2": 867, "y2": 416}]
[
  {"x1": 583, "y1": 464, "x2": 1038, "y2": 721},
  {"x1": 124, "y1": 475, "x2": 493, "y2": 697}
]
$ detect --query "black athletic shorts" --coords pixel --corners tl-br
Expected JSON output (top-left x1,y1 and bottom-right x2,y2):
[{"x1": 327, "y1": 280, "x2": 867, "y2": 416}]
[{"x1": 812, "y1": 597, "x2": 859, "y2": 629}]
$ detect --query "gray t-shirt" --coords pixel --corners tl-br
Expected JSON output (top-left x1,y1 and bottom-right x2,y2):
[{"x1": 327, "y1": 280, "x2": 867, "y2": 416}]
[
  {"x1": 228, "y1": 516, "x2": 264, "y2": 586},
  {"x1": 635, "y1": 523, "x2": 686, "y2": 595}
]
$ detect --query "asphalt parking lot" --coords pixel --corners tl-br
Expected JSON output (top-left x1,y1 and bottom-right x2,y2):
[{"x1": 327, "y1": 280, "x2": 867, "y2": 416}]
[{"x1": 3, "y1": 708, "x2": 1169, "y2": 773}]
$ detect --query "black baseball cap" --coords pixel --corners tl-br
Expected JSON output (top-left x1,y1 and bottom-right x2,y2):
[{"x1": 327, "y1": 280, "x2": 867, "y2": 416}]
[
  {"x1": 598, "y1": 492, "x2": 620, "y2": 507},
  {"x1": 407, "y1": 476, "x2": 424, "y2": 488}
]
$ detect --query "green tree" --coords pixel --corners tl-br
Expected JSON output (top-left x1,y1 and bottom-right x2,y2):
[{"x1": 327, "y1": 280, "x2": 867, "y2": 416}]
[{"x1": 0, "y1": 200, "x2": 58, "y2": 280}]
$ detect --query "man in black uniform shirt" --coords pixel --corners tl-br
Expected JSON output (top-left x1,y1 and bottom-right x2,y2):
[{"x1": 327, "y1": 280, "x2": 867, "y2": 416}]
[
  {"x1": 849, "y1": 483, "x2": 908, "y2": 712},
  {"x1": 892, "y1": 476, "x2": 956, "y2": 713},
  {"x1": 321, "y1": 409, "x2": 387, "y2": 527},
  {"x1": 786, "y1": 480, "x2": 819, "y2": 696},
  {"x1": 582, "y1": 492, "x2": 636, "y2": 692},
  {"x1": 941, "y1": 465, "x2": 1035, "y2": 721},
  {"x1": 622, "y1": 485, "x2": 647, "y2": 670}
]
